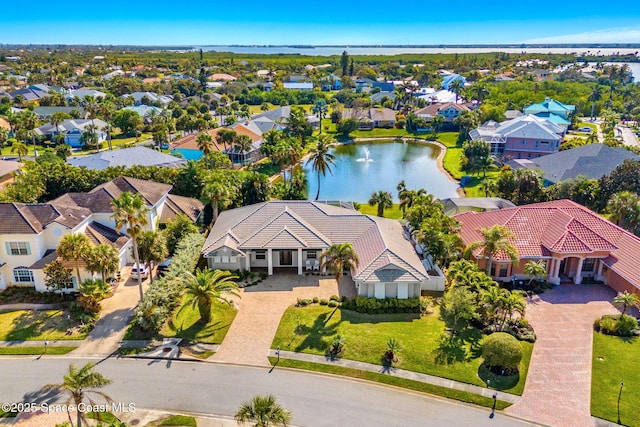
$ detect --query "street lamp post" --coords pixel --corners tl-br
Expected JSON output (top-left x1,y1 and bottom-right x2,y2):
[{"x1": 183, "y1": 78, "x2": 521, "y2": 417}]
[{"x1": 618, "y1": 382, "x2": 624, "y2": 425}]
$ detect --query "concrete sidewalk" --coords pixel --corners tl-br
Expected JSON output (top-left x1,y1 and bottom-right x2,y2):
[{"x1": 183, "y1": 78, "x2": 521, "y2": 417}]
[
  {"x1": 270, "y1": 349, "x2": 520, "y2": 404},
  {"x1": 0, "y1": 340, "x2": 81, "y2": 347}
]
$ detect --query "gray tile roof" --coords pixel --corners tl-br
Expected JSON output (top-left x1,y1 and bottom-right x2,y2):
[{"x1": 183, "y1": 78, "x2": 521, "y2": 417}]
[
  {"x1": 507, "y1": 144, "x2": 640, "y2": 183},
  {"x1": 203, "y1": 201, "x2": 429, "y2": 283},
  {"x1": 0, "y1": 203, "x2": 91, "y2": 234},
  {"x1": 67, "y1": 146, "x2": 186, "y2": 171}
]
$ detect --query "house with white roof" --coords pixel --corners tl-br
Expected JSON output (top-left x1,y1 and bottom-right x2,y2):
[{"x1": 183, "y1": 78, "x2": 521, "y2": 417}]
[
  {"x1": 36, "y1": 119, "x2": 109, "y2": 148},
  {"x1": 123, "y1": 92, "x2": 173, "y2": 107},
  {"x1": 469, "y1": 114, "x2": 565, "y2": 159},
  {"x1": 202, "y1": 201, "x2": 444, "y2": 299}
]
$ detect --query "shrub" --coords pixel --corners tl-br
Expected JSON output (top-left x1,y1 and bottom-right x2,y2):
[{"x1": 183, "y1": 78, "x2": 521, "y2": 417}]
[
  {"x1": 326, "y1": 335, "x2": 345, "y2": 359},
  {"x1": 384, "y1": 338, "x2": 401, "y2": 364},
  {"x1": 319, "y1": 299, "x2": 329, "y2": 306},
  {"x1": 327, "y1": 301, "x2": 339, "y2": 308},
  {"x1": 482, "y1": 332, "x2": 523, "y2": 375},
  {"x1": 312, "y1": 297, "x2": 319, "y2": 303},
  {"x1": 329, "y1": 295, "x2": 340, "y2": 302},
  {"x1": 341, "y1": 296, "x2": 421, "y2": 314},
  {"x1": 595, "y1": 314, "x2": 638, "y2": 337},
  {"x1": 132, "y1": 233, "x2": 205, "y2": 332}
]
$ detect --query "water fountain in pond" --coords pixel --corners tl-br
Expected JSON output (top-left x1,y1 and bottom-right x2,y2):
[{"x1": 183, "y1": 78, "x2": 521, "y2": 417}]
[{"x1": 356, "y1": 147, "x2": 373, "y2": 162}]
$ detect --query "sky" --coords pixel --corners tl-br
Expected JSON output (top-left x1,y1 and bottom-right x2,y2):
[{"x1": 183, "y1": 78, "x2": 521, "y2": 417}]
[{"x1": 1, "y1": 0, "x2": 640, "y2": 46}]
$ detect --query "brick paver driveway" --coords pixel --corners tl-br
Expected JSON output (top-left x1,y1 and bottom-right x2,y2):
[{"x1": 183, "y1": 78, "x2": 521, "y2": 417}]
[
  {"x1": 505, "y1": 284, "x2": 618, "y2": 427},
  {"x1": 211, "y1": 274, "x2": 354, "y2": 367}
]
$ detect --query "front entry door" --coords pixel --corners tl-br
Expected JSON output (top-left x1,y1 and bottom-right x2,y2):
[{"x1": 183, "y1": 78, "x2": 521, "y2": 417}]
[{"x1": 279, "y1": 250, "x2": 293, "y2": 266}]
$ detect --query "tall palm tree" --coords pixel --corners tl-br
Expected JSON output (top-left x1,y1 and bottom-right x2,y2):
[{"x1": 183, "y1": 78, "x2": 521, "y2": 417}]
[
  {"x1": 321, "y1": 243, "x2": 359, "y2": 286},
  {"x1": 111, "y1": 192, "x2": 149, "y2": 302},
  {"x1": 449, "y1": 79, "x2": 464, "y2": 103},
  {"x1": 84, "y1": 244, "x2": 120, "y2": 283},
  {"x1": 398, "y1": 188, "x2": 426, "y2": 216},
  {"x1": 306, "y1": 135, "x2": 335, "y2": 200},
  {"x1": 613, "y1": 291, "x2": 640, "y2": 315},
  {"x1": 50, "y1": 112, "x2": 69, "y2": 144},
  {"x1": 368, "y1": 190, "x2": 393, "y2": 217},
  {"x1": 136, "y1": 230, "x2": 168, "y2": 284},
  {"x1": 202, "y1": 175, "x2": 235, "y2": 224},
  {"x1": 235, "y1": 395, "x2": 292, "y2": 427},
  {"x1": 234, "y1": 134, "x2": 254, "y2": 164},
  {"x1": 57, "y1": 233, "x2": 91, "y2": 285},
  {"x1": 216, "y1": 128, "x2": 237, "y2": 154},
  {"x1": 81, "y1": 124, "x2": 99, "y2": 152},
  {"x1": 10, "y1": 140, "x2": 28, "y2": 161},
  {"x1": 185, "y1": 268, "x2": 239, "y2": 323},
  {"x1": 589, "y1": 85, "x2": 602, "y2": 120},
  {"x1": 312, "y1": 100, "x2": 329, "y2": 133},
  {"x1": 41, "y1": 363, "x2": 112, "y2": 427},
  {"x1": 463, "y1": 225, "x2": 519, "y2": 276}
]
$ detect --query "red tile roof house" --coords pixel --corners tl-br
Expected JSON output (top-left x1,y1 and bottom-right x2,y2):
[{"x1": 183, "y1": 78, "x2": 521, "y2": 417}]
[
  {"x1": 0, "y1": 177, "x2": 202, "y2": 292},
  {"x1": 455, "y1": 200, "x2": 640, "y2": 293},
  {"x1": 202, "y1": 201, "x2": 446, "y2": 298}
]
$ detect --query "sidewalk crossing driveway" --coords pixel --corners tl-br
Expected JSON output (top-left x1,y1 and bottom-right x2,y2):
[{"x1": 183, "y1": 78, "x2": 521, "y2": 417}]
[
  {"x1": 505, "y1": 284, "x2": 618, "y2": 427},
  {"x1": 211, "y1": 274, "x2": 354, "y2": 367}
]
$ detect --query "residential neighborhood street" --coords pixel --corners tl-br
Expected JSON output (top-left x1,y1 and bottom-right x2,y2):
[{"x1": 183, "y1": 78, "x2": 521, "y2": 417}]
[{"x1": 0, "y1": 357, "x2": 539, "y2": 427}]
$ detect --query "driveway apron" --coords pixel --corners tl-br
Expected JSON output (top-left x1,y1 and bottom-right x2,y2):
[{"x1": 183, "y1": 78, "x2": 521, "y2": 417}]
[{"x1": 505, "y1": 285, "x2": 618, "y2": 427}]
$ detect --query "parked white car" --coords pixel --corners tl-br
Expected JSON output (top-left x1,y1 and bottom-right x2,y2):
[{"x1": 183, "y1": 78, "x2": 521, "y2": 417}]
[
  {"x1": 130, "y1": 263, "x2": 149, "y2": 280},
  {"x1": 577, "y1": 127, "x2": 593, "y2": 133}
]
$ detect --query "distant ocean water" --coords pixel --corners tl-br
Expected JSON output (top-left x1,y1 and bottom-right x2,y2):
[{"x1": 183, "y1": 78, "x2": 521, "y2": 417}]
[{"x1": 198, "y1": 45, "x2": 640, "y2": 81}]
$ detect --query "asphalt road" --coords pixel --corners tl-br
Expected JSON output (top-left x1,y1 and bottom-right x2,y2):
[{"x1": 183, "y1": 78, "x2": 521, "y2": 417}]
[
  {"x1": 617, "y1": 126, "x2": 640, "y2": 147},
  {"x1": 0, "y1": 357, "x2": 539, "y2": 427}
]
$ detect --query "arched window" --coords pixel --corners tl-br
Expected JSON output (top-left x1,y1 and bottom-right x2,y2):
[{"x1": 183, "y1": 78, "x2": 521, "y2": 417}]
[{"x1": 13, "y1": 267, "x2": 34, "y2": 283}]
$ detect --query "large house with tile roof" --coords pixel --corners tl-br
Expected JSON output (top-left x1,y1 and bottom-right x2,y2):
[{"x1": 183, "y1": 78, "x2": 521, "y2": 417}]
[
  {"x1": 202, "y1": 201, "x2": 444, "y2": 298},
  {"x1": 470, "y1": 114, "x2": 565, "y2": 159},
  {"x1": 455, "y1": 200, "x2": 640, "y2": 293},
  {"x1": 0, "y1": 177, "x2": 202, "y2": 292},
  {"x1": 67, "y1": 146, "x2": 186, "y2": 171}
]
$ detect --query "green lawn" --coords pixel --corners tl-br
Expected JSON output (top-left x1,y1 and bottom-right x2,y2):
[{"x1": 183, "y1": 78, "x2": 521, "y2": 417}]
[
  {"x1": 155, "y1": 414, "x2": 198, "y2": 426},
  {"x1": 161, "y1": 297, "x2": 237, "y2": 344},
  {"x1": 0, "y1": 310, "x2": 87, "y2": 341},
  {"x1": 0, "y1": 346, "x2": 76, "y2": 355},
  {"x1": 591, "y1": 332, "x2": 640, "y2": 426},
  {"x1": 271, "y1": 305, "x2": 532, "y2": 395},
  {"x1": 357, "y1": 203, "x2": 403, "y2": 220},
  {"x1": 270, "y1": 357, "x2": 511, "y2": 410}
]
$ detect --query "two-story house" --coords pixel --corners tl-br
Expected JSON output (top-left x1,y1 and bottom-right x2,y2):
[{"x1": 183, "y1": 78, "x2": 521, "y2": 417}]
[
  {"x1": 0, "y1": 177, "x2": 203, "y2": 292},
  {"x1": 415, "y1": 102, "x2": 472, "y2": 130},
  {"x1": 469, "y1": 114, "x2": 565, "y2": 160}
]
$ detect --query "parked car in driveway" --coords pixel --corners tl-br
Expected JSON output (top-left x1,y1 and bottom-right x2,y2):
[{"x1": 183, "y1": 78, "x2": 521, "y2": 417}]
[
  {"x1": 577, "y1": 127, "x2": 593, "y2": 133},
  {"x1": 130, "y1": 263, "x2": 149, "y2": 280},
  {"x1": 156, "y1": 257, "x2": 172, "y2": 277}
]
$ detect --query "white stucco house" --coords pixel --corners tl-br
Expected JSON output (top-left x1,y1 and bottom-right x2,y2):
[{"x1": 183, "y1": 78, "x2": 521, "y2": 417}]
[
  {"x1": 0, "y1": 177, "x2": 203, "y2": 292},
  {"x1": 202, "y1": 201, "x2": 444, "y2": 299}
]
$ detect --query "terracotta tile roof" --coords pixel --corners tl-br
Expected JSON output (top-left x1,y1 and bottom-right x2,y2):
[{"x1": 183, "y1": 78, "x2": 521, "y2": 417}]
[
  {"x1": 170, "y1": 129, "x2": 226, "y2": 151},
  {"x1": 456, "y1": 199, "x2": 640, "y2": 289}
]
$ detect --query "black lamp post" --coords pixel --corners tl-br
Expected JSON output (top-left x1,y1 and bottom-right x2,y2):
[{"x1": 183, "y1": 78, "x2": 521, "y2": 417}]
[{"x1": 617, "y1": 382, "x2": 624, "y2": 425}]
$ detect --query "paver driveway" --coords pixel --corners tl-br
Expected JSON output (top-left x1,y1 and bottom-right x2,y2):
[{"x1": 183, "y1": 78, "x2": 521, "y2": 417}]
[
  {"x1": 211, "y1": 274, "x2": 354, "y2": 367},
  {"x1": 505, "y1": 284, "x2": 618, "y2": 427}
]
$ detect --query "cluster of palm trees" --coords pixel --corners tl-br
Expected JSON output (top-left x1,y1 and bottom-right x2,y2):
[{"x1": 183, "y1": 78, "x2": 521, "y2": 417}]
[{"x1": 607, "y1": 191, "x2": 640, "y2": 235}]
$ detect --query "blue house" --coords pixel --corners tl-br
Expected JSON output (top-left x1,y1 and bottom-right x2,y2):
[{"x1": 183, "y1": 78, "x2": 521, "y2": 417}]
[
  {"x1": 440, "y1": 73, "x2": 466, "y2": 90},
  {"x1": 35, "y1": 119, "x2": 108, "y2": 148},
  {"x1": 523, "y1": 97, "x2": 576, "y2": 120}
]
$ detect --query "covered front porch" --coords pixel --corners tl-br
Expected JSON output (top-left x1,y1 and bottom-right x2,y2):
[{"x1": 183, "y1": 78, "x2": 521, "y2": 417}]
[
  {"x1": 207, "y1": 247, "x2": 323, "y2": 276},
  {"x1": 546, "y1": 256, "x2": 605, "y2": 285}
]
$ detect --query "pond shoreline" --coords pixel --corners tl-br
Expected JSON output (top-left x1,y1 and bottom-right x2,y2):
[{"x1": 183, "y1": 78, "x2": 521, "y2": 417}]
[{"x1": 350, "y1": 137, "x2": 465, "y2": 198}]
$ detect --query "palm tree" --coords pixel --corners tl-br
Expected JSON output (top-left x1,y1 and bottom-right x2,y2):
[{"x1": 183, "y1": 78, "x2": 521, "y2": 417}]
[
  {"x1": 196, "y1": 132, "x2": 214, "y2": 155},
  {"x1": 449, "y1": 79, "x2": 464, "y2": 103},
  {"x1": 234, "y1": 134, "x2": 254, "y2": 164},
  {"x1": 463, "y1": 225, "x2": 519, "y2": 277},
  {"x1": 235, "y1": 395, "x2": 292, "y2": 427},
  {"x1": 57, "y1": 233, "x2": 91, "y2": 284},
  {"x1": 84, "y1": 244, "x2": 120, "y2": 283},
  {"x1": 398, "y1": 188, "x2": 426, "y2": 216},
  {"x1": 184, "y1": 268, "x2": 239, "y2": 323},
  {"x1": 384, "y1": 338, "x2": 402, "y2": 364},
  {"x1": 202, "y1": 176, "x2": 234, "y2": 225},
  {"x1": 589, "y1": 85, "x2": 602, "y2": 120},
  {"x1": 137, "y1": 231, "x2": 168, "y2": 284},
  {"x1": 10, "y1": 140, "x2": 28, "y2": 161},
  {"x1": 321, "y1": 243, "x2": 359, "y2": 286},
  {"x1": 111, "y1": 192, "x2": 149, "y2": 302},
  {"x1": 524, "y1": 260, "x2": 547, "y2": 286},
  {"x1": 41, "y1": 363, "x2": 112, "y2": 427},
  {"x1": 312, "y1": 100, "x2": 329, "y2": 133},
  {"x1": 306, "y1": 135, "x2": 336, "y2": 200},
  {"x1": 368, "y1": 190, "x2": 393, "y2": 217},
  {"x1": 481, "y1": 286, "x2": 508, "y2": 327},
  {"x1": 476, "y1": 155, "x2": 496, "y2": 178},
  {"x1": 500, "y1": 291, "x2": 526, "y2": 329},
  {"x1": 430, "y1": 115, "x2": 445, "y2": 137},
  {"x1": 50, "y1": 112, "x2": 69, "y2": 144},
  {"x1": 613, "y1": 291, "x2": 640, "y2": 315},
  {"x1": 81, "y1": 124, "x2": 99, "y2": 152},
  {"x1": 607, "y1": 191, "x2": 640, "y2": 230}
]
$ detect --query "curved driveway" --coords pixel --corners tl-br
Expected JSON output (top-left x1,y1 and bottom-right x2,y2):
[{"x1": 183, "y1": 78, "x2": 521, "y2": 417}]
[{"x1": 0, "y1": 357, "x2": 538, "y2": 427}]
